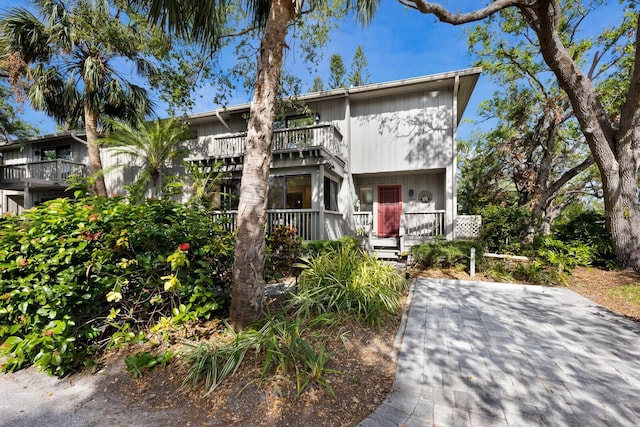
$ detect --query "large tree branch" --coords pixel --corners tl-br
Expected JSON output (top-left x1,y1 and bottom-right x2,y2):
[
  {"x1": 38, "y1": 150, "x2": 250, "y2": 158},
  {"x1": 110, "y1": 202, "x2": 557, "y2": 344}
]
[
  {"x1": 397, "y1": 0, "x2": 524, "y2": 24},
  {"x1": 546, "y1": 155, "x2": 595, "y2": 198},
  {"x1": 619, "y1": 13, "x2": 640, "y2": 134}
]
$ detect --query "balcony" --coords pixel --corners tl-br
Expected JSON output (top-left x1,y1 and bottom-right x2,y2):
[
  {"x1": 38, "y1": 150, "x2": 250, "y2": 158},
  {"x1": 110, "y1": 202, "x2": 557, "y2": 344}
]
[
  {"x1": 0, "y1": 159, "x2": 88, "y2": 189},
  {"x1": 187, "y1": 123, "x2": 345, "y2": 167}
]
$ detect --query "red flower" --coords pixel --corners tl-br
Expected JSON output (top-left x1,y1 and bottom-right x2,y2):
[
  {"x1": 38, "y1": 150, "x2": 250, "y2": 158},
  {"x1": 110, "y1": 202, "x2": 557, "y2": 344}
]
[{"x1": 178, "y1": 243, "x2": 190, "y2": 252}]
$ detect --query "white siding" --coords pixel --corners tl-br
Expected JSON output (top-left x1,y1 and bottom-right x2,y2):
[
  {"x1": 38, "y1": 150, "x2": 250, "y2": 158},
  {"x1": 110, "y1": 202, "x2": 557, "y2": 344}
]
[{"x1": 350, "y1": 89, "x2": 453, "y2": 174}]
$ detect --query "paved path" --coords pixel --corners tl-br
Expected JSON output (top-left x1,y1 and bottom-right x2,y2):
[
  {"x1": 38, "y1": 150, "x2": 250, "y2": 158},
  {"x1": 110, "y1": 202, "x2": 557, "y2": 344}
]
[{"x1": 359, "y1": 278, "x2": 640, "y2": 427}]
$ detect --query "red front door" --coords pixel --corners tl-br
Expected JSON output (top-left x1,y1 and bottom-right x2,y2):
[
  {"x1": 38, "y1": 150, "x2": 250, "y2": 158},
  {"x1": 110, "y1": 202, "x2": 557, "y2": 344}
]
[{"x1": 377, "y1": 185, "x2": 402, "y2": 237}]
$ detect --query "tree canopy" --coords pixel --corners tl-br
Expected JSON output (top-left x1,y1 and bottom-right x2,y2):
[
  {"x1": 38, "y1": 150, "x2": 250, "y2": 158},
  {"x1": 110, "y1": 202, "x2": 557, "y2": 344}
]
[{"x1": 400, "y1": 0, "x2": 640, "y2": 270}]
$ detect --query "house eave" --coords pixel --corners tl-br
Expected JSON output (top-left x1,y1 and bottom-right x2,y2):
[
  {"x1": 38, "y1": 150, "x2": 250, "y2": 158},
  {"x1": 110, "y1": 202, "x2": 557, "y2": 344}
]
[{"x1": 187, "y1": 67, "x2": 482, "y2": 127}]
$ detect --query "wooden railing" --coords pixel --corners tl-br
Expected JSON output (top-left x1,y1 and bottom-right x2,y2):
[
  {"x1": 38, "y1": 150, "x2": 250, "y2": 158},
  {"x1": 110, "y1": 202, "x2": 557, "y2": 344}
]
[
  {"x1": 198, "y1": 124, "x2": 344, "y2": 160},
  {"x1": 353, "y1": 211, "x2": 373, "y2": 236},
  {"x1": 212, "y1": 209, "x2": 321, "y2": 241},
  {"x1": 0, "y1": 160, "x2": 87, "y2": 183},
  {"x1": 401, "y1": 211, "x2": 446, "y2": 237}
]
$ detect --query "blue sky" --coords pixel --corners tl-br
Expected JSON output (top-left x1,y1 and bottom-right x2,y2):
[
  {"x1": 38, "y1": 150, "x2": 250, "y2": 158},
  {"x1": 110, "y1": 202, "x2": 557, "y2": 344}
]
[{"x1": 1, "y1": 1, "x2": 628, "y2": 140}]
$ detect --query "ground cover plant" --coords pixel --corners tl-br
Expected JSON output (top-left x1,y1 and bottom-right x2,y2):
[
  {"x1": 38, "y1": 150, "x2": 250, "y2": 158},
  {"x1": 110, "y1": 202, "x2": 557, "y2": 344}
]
[
  {"x1": 180, "y1": 244, "x2": 407, "y2": 398},
  {"x1": 0, "y1": 197, "x2": 234, "y2": 375}
]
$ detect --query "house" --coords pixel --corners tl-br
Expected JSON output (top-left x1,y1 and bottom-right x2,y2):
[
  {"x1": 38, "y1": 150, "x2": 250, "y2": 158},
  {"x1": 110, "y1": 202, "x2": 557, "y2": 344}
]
[{"x1": 0, "y1": 68, "x2": 482, "y2": 257}]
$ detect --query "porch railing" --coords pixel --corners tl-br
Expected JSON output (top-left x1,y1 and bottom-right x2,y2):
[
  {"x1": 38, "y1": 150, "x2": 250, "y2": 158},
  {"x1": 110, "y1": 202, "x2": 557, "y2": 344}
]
[
  {"x1": 212, "y1": 209, "x2": 321, "y2": 241},
  {"x1": 198, "y1": 123, "x2": 343, "y2": 160},
  {"x1": 353, "y1": 211, "x2": 373, "y2": 236},
  {"x1": 401, "y1": 211, "x2": 446, "y2": 237},
  {"x1": 0, "y1": 160, "x2": 87, "y2": 183}
]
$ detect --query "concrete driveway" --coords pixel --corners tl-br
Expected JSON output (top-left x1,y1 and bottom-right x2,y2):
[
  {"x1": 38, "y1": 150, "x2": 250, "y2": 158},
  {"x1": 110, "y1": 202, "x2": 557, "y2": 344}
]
[{"x1": 360, "y1": 278, "x2": 640, "y2": 426}]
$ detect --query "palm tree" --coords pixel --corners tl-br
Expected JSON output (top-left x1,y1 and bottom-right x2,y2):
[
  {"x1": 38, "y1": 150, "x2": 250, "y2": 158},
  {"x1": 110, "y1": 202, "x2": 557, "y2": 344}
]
[
  {"x1": 137, "y1": 0, "x2": 379, "y2": 329},
  {"x1": 100, "y1": 117, "x2": 191, "y2": 201},
  {"x1": 0, "y1": 0, "x2": 155, "y2": 196}
]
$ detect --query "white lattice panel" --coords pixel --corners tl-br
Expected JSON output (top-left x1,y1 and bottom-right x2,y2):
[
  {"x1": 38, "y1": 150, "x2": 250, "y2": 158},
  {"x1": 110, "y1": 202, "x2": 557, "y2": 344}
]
[{"x1": 455, "y1": 215, "x2": 482, "y2": 240}]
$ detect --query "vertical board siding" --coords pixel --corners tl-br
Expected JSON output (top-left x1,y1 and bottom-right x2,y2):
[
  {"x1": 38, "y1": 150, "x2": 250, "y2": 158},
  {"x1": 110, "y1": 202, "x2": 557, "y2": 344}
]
[{"x1": 350, "y1": 89, "x2": 453, "y2": 174}]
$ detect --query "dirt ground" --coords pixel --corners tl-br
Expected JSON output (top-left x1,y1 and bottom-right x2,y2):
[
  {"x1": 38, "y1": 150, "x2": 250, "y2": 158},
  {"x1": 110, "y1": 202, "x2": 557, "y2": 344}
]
[{"x1": 6, "y1": 267, "x2": 640, "y2": 426}]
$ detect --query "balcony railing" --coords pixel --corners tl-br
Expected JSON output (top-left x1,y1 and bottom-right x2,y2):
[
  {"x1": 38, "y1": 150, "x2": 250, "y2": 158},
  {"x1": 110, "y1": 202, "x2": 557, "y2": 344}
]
[
  {"x1": 0, "y1": 159, "x2": 87, "y2": 185},
  {"x1": 197, "y1": 124, "x2": 343, "y2": 161}
]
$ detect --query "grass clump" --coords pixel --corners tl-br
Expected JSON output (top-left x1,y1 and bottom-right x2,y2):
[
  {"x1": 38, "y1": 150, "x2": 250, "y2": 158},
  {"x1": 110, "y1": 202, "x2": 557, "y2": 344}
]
[
  {"x1": 180, "y1": 244, "x2": 406, "y2": 397},
  {"x1": 291, "y1": 245, "x2": 407, "y2": 326},
  {"x1": 609, "y1": 285, "x2": 640, "y2": 304}
]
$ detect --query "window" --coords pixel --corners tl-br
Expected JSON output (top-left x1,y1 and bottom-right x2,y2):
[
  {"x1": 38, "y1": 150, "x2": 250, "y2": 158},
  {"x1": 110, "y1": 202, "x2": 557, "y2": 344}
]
[
  {"x1": 213, "y1": 178, "x2": 241, "y2": 210},
  {"x1": 324, "y1": 177, "x2": 339, "y2": 211},
  {"x1": 268, "y1": 175, "x2": 311, "y2": 209},
  {"x1": 40, "y1": 146, "x2": 71, "y2": 161},
  {"x1": 359, "y1": 187, "x2": 374, "y2": 211},
  {"x1": 273, "y1": 114, "x2": 314, "y2": 130}
]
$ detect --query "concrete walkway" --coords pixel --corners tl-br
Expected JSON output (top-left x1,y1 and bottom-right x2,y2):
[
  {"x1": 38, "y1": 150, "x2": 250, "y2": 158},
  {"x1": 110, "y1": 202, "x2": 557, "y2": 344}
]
[{"x1": 359, "y1": 278, "x2": 640, "y2": 427}]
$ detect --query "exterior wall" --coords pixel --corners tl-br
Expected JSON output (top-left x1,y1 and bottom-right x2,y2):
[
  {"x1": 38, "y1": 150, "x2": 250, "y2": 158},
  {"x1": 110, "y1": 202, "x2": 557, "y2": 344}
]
[{"x1": 350, "y1": 89, "x2": 453, "y2": 174}]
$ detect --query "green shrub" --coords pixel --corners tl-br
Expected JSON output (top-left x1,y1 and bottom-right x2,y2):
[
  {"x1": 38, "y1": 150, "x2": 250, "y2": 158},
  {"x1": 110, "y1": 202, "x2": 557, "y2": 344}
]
[
  {"x1": 410, "y1": 240, "x2": 483, "y2": 271},
  {"x1": 0, "y1": 197, "x2": 234, "y2": 375},
  {"x1": 480, "y1": 205, "x2": 541, "y2": 253},
  {"x1": 302, "y1": 237, "x2": 359, "y2": 257},
  {"x1": 552, "y1": 209, "x2": 616, "y2": 269},
  {"x1": 483, "y1": 237, "x2": 594, "y2": 286},
  {"x1": 265, "y1": 225, "x2": 304, "y2": 280},
  {"x1": 291, "y1": 246, "x2": 407, "y2": 326}
]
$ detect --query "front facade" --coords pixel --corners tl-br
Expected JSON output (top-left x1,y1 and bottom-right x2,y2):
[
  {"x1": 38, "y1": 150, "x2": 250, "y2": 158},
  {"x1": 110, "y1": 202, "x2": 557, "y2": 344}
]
[{"x1": 0, "y1": 68, "x2": 481, "y2": 257}]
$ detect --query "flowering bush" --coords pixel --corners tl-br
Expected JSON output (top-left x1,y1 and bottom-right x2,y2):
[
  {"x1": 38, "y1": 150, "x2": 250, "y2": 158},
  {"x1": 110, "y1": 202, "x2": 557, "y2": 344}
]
[{"x1": 0, "y1": 197, "x2": 234, "y2": 375}]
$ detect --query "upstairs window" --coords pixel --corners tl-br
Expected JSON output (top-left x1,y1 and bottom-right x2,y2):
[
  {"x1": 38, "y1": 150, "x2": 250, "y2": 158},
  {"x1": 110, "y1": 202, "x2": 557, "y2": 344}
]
[{"x1": 40, "y1": 146, "x2": 71, "y2": 161}]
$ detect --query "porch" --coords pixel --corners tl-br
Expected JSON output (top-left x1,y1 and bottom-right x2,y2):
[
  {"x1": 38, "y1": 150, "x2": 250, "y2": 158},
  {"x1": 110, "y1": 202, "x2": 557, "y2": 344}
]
[
  {"x1": 186, "y1": 123, "x2": 345, "y2": 169},
  {"x1": 212, "y1": 209, "x2": 347, "y2": 241},
  {"x1": 0, "y1": 159, "x2": 87, "y2": 189}
]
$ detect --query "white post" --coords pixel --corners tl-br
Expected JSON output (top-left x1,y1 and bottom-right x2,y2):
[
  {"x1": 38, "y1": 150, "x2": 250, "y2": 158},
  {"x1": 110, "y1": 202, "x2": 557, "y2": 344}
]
[{"x1": 470, "y1": 247, "x2": 476, "y2": 278}]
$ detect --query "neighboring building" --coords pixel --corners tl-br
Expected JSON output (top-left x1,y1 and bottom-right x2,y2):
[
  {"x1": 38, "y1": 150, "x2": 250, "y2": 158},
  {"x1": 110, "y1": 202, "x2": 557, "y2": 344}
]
[{"x1": 0, "y1": 68, "x2": 482, "y2": 257}]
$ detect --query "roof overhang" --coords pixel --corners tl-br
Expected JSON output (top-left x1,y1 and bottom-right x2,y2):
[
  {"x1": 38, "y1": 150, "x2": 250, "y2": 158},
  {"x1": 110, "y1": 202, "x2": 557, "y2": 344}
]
[{"x1": 188, "y1": 68, "x2": 482, "y2": 126}]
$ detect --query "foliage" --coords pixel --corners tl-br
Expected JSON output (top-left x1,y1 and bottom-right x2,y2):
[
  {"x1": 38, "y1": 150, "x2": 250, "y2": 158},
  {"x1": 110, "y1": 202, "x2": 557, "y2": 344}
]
[
  {"x1": 291, "y1": 246, "x2": 407, "y2": 326},
  {"x1": 302, "y1": 237, "x2": 359, "y2": 258},
  {"x1": 125, "y1": 350, "x2": 173, "y2": 378},
  {"x1": 99, "y1": 117, "x2": 192, "y2": 201},
  {"x1": 265, "y1": 225, "x2": 303, "y2": 281},
  {"x1": 482, "y1": 237, "x2": 595, "y2": 286},
  {"x1": 348, "y1": 45, "x2": 370, "y2": 87},
  {"x1": 457, "y1": 2, "x2": 605, "y2": 229},
  {"x1": 182, "y1": 315, "x2": 335, "y2": 398},
  {"x1": 181, "y1": 161, "x2": 228, "y2": 209},
  {"x1": 0, "y1": 79, "x2": 36, "y2": 141},
  {"x1": 182, "y1": 245, "x2": 404, "y2": 397},
  {"x1": 479, "y1": 204, "x2": 541, "y2": 254},
  {"x1": 328, "y1": 53, "x2": 346, "y2": 89},
  {"x1": 552, "y1": 209, "x2": 616, "y2": 269},
  {"x1": 401, "y1": 0, "x2": 640, "y2": 271},
  {"x1": 410, "y1": 240, "x2": 483, "y2": 271},
  {"x1": 0, "y1": 197, "x2": 234, "y2": 375},
  {"x1": 609, "y1": 285, "x2": 640, "y2": 305}
]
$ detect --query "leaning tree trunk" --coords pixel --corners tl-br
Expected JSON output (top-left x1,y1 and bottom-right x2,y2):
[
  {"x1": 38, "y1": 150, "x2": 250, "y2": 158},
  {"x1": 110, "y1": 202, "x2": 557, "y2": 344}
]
[
  {"x1": 84, "y1": 105, "x2": 108, "y2": 197},
  {"x1": 229, "y1": 0, "x2": 296, "y2": 330},
  {"x1": 527, "y1": 4, "x2": 640, "y2": 270}
]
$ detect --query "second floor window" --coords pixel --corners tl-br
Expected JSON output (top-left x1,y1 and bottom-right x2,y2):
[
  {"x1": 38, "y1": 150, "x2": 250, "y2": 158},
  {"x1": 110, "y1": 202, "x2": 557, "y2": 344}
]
[{"x1": 40, "y1": 146, "x2": 71, "y2": 161}]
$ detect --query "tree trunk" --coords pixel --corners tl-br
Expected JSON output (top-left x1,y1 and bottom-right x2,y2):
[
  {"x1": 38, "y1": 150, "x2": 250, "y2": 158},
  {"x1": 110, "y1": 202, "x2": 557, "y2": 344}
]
[
  {"x1": 526, "y1": 4, "x2": 640, "y2": 270},
  {"x1": 84, "y1": 104, "x2": 108, "y2": 197},
  {"x1": 229, "y1": 0, "x2": 295, "y2": 330}
]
